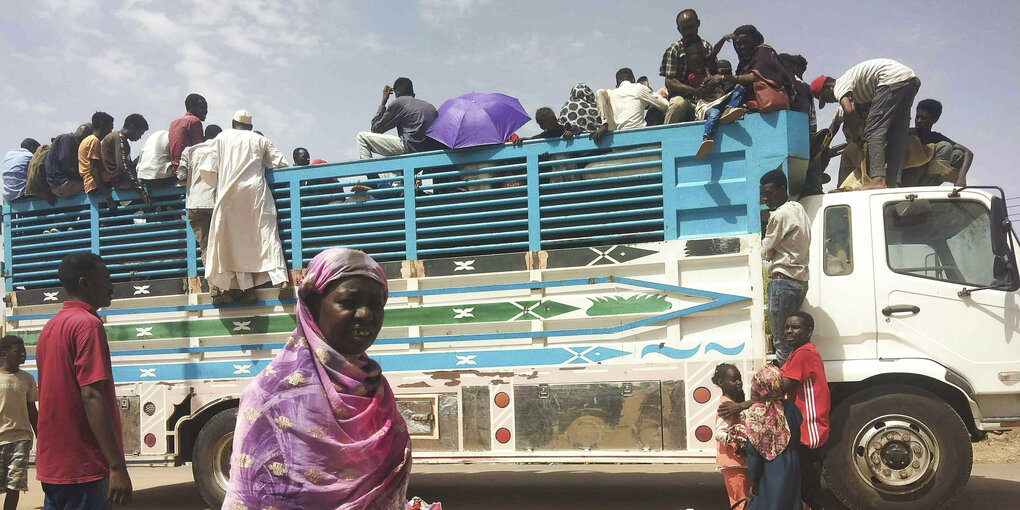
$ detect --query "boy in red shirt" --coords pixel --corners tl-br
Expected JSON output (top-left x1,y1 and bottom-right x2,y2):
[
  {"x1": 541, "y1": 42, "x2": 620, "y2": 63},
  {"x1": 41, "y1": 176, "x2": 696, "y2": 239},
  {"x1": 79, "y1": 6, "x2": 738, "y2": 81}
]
[
  {"x1": 35, "y1": 253, "x2": 132, "y2": 509},
  {"x1": 781, "y1": 311, "x2": 830, "y2": 510}
]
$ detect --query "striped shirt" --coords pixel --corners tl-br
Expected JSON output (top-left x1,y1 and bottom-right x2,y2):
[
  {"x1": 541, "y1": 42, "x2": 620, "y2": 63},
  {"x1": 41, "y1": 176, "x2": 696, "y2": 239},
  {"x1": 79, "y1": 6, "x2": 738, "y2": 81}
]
[
  {"x1": 833, "y1": 58, "x2": 917, "y2": 107},
  {"x1": 782, "y1": 342, "x2": 830, "y2": 448}
]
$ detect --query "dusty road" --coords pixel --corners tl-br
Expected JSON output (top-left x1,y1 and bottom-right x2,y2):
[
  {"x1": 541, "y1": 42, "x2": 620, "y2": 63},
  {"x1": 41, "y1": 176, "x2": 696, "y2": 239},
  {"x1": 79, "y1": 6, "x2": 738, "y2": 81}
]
[{"x1": 17, "y1": 463, "x2": 1020, "y2": 509}]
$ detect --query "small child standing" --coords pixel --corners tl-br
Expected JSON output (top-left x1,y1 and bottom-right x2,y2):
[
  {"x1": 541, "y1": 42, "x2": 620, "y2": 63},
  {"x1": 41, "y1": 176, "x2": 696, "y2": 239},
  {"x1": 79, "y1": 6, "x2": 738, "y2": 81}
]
[
  {"x1": 712, "y1": 363, "x2": 750, "y2": 508},
  {"x1": 0, "y1": 336, "x2": 38, "y2": 510}
]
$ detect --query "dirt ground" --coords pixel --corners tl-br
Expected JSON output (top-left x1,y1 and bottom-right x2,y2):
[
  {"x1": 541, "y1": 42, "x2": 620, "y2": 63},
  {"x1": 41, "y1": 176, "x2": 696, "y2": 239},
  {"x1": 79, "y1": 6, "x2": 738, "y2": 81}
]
[{"x1": 973, "y1": 429, "x2": 1020, "y2": 463}]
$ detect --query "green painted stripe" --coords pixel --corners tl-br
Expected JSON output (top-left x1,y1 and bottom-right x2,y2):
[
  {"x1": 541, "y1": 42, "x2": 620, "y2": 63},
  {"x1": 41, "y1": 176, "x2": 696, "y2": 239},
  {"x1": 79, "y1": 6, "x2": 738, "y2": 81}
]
[{"x1": 14, "y1": 295, "x2": 671, "y2": 343}]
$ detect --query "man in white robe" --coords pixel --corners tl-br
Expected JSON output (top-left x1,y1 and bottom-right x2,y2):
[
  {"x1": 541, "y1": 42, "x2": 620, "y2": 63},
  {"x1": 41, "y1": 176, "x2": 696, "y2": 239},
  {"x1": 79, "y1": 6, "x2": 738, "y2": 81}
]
[{"x1": 200, "y1": 110, "x2": 290, "y2": 303}]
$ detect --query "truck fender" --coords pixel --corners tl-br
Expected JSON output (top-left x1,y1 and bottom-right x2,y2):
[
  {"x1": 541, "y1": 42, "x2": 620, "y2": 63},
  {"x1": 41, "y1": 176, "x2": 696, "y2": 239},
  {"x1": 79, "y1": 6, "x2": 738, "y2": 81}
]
[
  {"x1": 823, "y1": 358, "x2": 982, "y2": 431},
  {"x1": 173, "y1": 395, "x2": 240, "y2": 463}
]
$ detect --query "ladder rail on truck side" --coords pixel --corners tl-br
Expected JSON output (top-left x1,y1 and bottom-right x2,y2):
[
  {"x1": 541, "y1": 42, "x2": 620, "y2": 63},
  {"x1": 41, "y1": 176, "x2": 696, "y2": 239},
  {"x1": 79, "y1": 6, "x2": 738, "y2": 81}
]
[{"x1": 6, "y1": 110, "x2": 1015, "y2": 510}]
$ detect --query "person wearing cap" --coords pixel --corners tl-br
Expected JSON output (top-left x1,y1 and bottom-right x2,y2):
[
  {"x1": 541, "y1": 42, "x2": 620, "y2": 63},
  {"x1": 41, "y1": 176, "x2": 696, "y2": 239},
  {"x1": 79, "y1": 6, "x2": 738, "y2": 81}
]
[
  {"x1": 200, "y1": 109, "x2": 290, "y2": 304},
  {"x1": 1, "y1": 138, "x2": 40, "y2": 202},
  {"x1": 811, "y1": 59, "x2": 921, "y2": 189},
  {"x1": 168, "y1": 93, "x2": 207, "y2": 184}
]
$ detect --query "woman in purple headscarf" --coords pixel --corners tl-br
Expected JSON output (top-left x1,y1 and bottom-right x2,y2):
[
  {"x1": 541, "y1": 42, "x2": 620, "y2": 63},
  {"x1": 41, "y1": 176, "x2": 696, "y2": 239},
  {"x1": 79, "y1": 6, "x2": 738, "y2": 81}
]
[{"x1": 222, "y1": 248, "x2": 410, "y2": 510}]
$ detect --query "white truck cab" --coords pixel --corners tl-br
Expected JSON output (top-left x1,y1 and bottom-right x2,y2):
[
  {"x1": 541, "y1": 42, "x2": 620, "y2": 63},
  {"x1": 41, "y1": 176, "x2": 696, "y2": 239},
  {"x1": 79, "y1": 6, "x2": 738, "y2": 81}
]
[{"x1": 800, "y1": 186, "x2": 1020, "y2": 508}]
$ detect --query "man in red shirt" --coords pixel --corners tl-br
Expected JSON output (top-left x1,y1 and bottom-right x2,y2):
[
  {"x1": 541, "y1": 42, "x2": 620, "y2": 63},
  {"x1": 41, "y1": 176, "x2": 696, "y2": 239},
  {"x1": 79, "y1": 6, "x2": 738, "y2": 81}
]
[
  {"x1": 167, "y1": 93, "x2": 207, "y2": 182},
  {"x1": 781, "y1": 311, "x2": 830, "y2": 510},
  {"x1": 35, "y1": 253, "x2": 132, "y2": 508}
]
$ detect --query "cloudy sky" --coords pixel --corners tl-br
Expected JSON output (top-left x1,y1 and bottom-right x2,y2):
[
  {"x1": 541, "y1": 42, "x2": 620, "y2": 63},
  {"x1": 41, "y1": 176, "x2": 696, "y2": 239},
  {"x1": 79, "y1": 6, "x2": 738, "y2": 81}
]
[{"x1": 1, "y1": 0, "x2": 1018, "y2": 200}]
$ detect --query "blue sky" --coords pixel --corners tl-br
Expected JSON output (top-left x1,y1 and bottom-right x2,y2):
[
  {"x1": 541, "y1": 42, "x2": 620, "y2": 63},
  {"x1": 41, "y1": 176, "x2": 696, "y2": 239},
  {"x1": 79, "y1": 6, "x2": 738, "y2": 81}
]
[{"x1": 1, "y1": 0, "x2": 1018, "y2": 200}]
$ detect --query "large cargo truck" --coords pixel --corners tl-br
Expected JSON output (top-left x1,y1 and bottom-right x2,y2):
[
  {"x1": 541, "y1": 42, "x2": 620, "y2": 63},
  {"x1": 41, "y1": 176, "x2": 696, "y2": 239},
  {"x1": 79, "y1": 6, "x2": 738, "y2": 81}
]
[{"x1": 4, "y1": 111, "x2": 1017, "y2": 509}]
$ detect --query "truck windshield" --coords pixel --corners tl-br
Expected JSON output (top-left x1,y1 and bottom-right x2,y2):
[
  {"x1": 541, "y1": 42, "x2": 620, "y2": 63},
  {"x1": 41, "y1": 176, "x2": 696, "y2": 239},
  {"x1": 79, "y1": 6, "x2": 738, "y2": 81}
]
[{"x1": 884, "y1": 200, "x2": 995, "y2": 287}]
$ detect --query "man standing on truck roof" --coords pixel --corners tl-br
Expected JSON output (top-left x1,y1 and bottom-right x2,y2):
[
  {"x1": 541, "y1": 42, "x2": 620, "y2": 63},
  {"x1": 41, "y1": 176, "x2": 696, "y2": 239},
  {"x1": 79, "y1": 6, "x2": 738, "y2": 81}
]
[
  {"x1": 811, "y1": 59, "x2": 920, "y2": 189},
  {"x1": 168, "y1": 93, "x2": 207, "y2": 185},
  {"x1": 44, "y1": 123, "x2": 91, "y2": 198},
  {"x1": 659, "y1": 8, "x2": 716, "y2": 124},
  {"x1": 759, "y1": 168, "x2": 810, "y2": 366},
  {"x1": 35, "y1": 253, "x2": 133, "y2": 508},
  {"x1": 200, "y1": 110, "x2": 289, "y2": 304}
]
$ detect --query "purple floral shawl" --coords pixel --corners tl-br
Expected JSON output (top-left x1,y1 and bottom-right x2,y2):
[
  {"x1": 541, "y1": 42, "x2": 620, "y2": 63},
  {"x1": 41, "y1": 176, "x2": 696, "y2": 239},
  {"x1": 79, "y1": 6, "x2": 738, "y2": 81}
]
[
  {"x1": 744, "y1": 365, "x2": 791, "y2": 461},
  {"x1": 222, "y1": 248, "x2": 410, "y2": 510}
]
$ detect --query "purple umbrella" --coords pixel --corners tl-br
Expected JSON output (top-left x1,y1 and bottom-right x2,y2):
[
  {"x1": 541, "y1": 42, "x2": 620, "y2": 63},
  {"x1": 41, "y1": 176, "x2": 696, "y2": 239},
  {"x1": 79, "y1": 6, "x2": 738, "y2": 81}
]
[{"x1": 426, "y1": 92, "x2": 531, "y2": 149}]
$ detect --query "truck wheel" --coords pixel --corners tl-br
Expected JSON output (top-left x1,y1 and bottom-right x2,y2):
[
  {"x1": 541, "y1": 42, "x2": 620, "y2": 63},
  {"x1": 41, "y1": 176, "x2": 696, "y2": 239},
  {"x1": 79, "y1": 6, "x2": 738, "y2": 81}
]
[
  {"x1": 823, "y1": 384, "x2": 971, "y2": 510},
  {"x1": 192, "y1": 408, "x2": 237, "y2": 508}
]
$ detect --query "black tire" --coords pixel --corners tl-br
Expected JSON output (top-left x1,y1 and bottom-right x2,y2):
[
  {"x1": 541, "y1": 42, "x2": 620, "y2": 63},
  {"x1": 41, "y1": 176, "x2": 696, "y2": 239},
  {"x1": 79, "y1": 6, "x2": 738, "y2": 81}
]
[
  {"x1": 823, "y1": 384, "x2": 972, "y2": 510},
  {"x1": 192, "y1": 408, "x2": 237, "y2": 509}
]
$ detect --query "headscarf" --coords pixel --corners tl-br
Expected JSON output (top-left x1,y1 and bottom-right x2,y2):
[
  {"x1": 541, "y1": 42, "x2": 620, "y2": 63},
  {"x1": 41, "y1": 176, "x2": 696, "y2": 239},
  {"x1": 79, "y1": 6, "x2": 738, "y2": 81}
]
[
  {"x1": 732, "y1": 25, "x2": 795, "y2": 97},
  {"x1": 743, "y1": 366, "x2": 792, "y2": 461},
  {"x1": 558, "y1": 83, "x2": 602, "y2": 133},
  {"x1": 222, "y1": 248, "x2": 410, "y2": 510}
]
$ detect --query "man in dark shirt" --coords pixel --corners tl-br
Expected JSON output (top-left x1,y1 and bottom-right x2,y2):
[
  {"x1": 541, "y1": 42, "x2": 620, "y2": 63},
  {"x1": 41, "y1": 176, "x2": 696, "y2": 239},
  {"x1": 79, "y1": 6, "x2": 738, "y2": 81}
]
[
  {"x1": 44, "y1": 123, "x2": 92, "y2": 198},
  {"x1": 293, "y1": 147, "x2": 311, "y2": 166},
  {"x1": 513, "y1": 107, "x2": 574, "y2": 146},
  {"x1": 659, "y1": 9, "x2": 716, "y2": 124},
  {"x1": 902, "y1": 98, "x2": 974, "y2": 187},
  {"x1": 101, "y1": 113, "x2": 152, "y2": 205},
  {"x1": 356, "y1": 77, "x2": 440, "y2": 160}
]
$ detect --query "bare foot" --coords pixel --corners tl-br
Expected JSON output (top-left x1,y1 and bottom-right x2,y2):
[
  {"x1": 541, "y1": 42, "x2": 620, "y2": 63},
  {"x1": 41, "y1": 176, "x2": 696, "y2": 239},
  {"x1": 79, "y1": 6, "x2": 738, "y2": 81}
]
[{"x1": 862, "y1": 176, "x2": 887, "y2": 189}]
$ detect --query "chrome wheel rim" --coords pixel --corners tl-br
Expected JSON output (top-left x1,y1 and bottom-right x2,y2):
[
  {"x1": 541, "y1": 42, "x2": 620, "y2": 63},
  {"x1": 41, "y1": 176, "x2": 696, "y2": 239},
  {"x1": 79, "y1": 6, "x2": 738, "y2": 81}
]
[
  {"x1": 852, "y1": 414, "x2": 939, "y2": 494},
  {"x1": 212, "y1": 431, "x2": 234, "y2": 492}
]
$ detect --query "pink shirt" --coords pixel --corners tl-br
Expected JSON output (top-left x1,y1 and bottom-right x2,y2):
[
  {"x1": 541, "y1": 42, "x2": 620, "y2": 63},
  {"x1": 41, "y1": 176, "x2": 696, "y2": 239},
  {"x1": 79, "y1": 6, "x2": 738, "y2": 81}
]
[{"x1": 715, "y1": 395, "x2": 747, "y2": 470}]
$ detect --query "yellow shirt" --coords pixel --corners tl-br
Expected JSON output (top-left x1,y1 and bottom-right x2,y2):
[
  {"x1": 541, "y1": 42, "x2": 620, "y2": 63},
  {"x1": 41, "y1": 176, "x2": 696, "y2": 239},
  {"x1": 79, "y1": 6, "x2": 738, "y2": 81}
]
[
  {"x1": 77, "y1": 135, "x2": 110, "y2": 193},
  {"x1": 0, "y1": 370, "x2": 37, "y2": 445}
]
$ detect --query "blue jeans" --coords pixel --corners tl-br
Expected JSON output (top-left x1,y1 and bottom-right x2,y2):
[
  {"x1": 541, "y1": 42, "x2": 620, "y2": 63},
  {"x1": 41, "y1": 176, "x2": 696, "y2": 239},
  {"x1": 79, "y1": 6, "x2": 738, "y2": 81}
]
[
  {"x1": 703, "y1": 84, "x2": 749, "y2": 139},
  {"x1": 42, "y1": 478, "x2": 111, "y2": 510},
  {"x1": 767, "y1": 277, "x2": 808, "y2": 365}
]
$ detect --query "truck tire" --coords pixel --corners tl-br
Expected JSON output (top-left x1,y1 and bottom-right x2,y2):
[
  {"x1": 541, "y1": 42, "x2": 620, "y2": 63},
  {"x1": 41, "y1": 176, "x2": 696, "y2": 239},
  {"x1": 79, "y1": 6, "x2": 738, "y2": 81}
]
[
  {"x1": 192, "y1": 408, "x2": 237, "y2": 508},
  {"x1": 823, "y1": 384, "x2": 971, "y2": 510}
]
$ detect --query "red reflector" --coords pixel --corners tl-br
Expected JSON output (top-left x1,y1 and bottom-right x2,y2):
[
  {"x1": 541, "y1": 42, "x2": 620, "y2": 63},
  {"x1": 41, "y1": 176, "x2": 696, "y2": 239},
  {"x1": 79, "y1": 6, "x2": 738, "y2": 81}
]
[
  {"x1": 144, "y1": 433, "x2": 157, "y2": 447},
  {"x1": 1001, "y1": 422, "x2": 1020, "y2": 428}
]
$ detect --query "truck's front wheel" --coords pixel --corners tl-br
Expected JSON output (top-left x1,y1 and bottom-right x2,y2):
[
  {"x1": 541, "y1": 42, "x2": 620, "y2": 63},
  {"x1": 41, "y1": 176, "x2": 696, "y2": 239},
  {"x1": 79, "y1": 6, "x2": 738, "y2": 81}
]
[
  {"x1": 824, "y1": 384, "x2": 971, "y2": 510},
  {"x1": 192, "y1": 408, "x2": 237, "y2": 508}
]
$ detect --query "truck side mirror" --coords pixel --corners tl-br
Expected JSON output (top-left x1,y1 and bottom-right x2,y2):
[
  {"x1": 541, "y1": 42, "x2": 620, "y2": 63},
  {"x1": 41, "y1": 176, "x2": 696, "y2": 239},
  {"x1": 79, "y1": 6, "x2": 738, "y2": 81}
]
[{"x1": 990, "y1": 196, "x2": 1010, "y2": 257}]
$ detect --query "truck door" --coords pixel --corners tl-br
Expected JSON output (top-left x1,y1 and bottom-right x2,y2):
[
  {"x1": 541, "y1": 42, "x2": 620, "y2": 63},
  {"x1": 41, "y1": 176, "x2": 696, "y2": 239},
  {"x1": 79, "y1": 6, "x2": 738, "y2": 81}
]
[{"x1": 871, "y1": 191, "x2": 1020, "y2": 414}]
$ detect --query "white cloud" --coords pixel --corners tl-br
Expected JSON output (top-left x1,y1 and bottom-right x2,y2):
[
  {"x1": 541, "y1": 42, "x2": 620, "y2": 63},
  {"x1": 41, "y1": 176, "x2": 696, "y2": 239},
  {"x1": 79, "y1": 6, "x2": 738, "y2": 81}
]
[
  {"x1": 416, "y1": 0, "x2": 492, "y2": 25},
  {"x1": 11, "y1": 99, "x2": 57, "y2": 116}
]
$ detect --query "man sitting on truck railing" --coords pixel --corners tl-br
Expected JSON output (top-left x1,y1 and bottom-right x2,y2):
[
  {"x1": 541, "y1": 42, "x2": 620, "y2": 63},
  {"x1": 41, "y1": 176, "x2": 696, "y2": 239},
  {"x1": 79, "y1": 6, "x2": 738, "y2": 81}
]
[
  {"x1": 760, "y1": 168, "x2": 810, "y2": 366},
  {"x1": 590, "y1": 67, "x2": 670, "y2": 145},
  {"x1": 44, "y1": 123, "x2": 91, "y2": 198},
  {"x1": 167, "y1": 93, "x2": 207, "y2": 187},
  {"x1": 77, "y1": 112, "x2": 120, "y2": 211},
  {"x1": 900, "y1": 99, "x2": 974, "y2": 187},
  {"x1": 659, "y1": 8, "x2": 717, "y2": 124},
  {"x1": 200, "y1": 109, "x2": 289, "y2": 304},
  {"x1": 1, "y1": 138, "x2": 40, "y2": 202},
  {"x1": 100, "y1": 113, "x2": 152, "y2": 206}
]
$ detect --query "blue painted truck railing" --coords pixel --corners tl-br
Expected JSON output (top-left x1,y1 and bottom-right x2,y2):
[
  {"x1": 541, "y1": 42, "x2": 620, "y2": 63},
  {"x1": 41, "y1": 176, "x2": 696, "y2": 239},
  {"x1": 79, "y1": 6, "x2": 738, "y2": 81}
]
[{"x1": 3, "y1": 111, "x2": 808, "y2": 290}]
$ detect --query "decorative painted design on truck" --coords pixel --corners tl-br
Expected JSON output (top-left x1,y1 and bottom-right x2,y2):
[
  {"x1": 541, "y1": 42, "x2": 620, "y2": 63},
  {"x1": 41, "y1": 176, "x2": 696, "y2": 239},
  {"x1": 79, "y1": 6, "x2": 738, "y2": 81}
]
[{"x1": 586, "y1": 294, "x2": 671, "y2": 316}]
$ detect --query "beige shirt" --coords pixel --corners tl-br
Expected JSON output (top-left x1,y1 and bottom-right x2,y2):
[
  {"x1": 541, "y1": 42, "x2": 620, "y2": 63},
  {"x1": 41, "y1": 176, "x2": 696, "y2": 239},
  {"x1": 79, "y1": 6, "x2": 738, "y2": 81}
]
[
  {"x1": 762, "y1": 200, "x2": 811, "y2": 281},
  {"x1": 0, "y1": 370, "x2": 37, "y2": 444}
]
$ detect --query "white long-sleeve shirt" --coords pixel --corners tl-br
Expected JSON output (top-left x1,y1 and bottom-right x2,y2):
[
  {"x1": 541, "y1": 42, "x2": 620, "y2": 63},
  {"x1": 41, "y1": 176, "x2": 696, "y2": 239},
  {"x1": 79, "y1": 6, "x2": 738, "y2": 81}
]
[
  {"x1": 601, "y1": 81, "x2": 670, "y2": 131},
  {"x1": 180, "y1": 139, "x2": 217, "y2": 210}
]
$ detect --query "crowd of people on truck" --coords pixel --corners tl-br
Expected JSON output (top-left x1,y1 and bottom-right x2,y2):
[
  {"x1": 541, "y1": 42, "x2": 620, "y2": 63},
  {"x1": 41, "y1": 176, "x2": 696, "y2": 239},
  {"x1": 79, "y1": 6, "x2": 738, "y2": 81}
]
[{"x1": 0, "y1": 6, "x2": 983, "y2": 510}]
